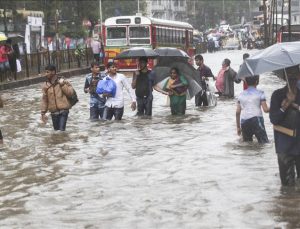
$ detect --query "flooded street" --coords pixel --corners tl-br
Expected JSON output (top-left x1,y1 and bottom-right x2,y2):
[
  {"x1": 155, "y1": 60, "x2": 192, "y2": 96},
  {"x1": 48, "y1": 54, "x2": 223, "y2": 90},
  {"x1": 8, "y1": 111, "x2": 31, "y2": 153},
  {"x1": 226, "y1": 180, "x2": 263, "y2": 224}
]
[{"x1": 1, "y1": 50, "x2": 299, "y2": 228}]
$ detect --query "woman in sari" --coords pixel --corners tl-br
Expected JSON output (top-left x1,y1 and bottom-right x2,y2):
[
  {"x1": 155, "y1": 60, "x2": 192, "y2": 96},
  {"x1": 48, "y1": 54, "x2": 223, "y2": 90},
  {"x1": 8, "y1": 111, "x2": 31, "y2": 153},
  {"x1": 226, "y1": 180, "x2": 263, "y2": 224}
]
[{"x1": 163, "y1": 67, "x2": 188, "y2": 115}]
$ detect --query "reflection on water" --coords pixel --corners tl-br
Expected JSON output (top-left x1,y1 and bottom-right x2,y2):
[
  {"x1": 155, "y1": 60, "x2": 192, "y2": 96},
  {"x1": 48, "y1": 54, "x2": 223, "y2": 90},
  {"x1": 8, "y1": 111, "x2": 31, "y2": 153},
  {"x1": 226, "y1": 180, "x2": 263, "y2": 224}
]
[{"x1": 0, "y1": 50, "x2": 299, "y2": 228}]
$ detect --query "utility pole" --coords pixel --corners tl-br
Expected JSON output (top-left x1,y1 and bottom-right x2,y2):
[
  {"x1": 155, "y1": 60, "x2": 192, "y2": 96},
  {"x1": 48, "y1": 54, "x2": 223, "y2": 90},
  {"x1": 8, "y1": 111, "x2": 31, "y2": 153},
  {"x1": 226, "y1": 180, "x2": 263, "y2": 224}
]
[
  {"x1": 249, "y1": 0, "x2": 252, "y2": 21},
  {"x1": 99, "y1": 0, "x2": 102, "y2": 26},
  {"x1": 263, "y1": 0, "x2": 269, "y2": 46},
  {"x1": 288, "y1": 0, "x2": 291, "y2": 41}
]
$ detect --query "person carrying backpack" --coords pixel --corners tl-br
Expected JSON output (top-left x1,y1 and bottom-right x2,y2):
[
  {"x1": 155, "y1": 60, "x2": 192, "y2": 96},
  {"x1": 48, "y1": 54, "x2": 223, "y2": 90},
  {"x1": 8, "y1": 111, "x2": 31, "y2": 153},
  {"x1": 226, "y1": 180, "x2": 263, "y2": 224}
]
[{"x1": 40, "y1": 64, "x2": 75, "y2": 131}]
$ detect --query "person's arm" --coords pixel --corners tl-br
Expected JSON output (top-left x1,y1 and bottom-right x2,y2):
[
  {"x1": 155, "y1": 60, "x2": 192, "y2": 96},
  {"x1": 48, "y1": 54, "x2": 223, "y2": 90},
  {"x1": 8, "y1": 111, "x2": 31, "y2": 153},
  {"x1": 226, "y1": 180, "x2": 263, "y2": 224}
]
[
  {"x1": 131, "y1": 71, "x2": 138, "y2": 89},
  {"x1": 170, "y1": 75, "x2": 188, "y2": 88},
  {"x1": 58, "y1": 78, "x2": 75, "y2": 97},
  {"x1": 40, "y1": 85, "x2": 49, "y2": 123},
  {"x1": 261, "y1": 101, "x2": 269, "y2": 113},
  {"x1": 236, "y1": 103, "x2": 242, "y2": 136},
  {"x1": 121, "y1": 75, "x2": 136, "y2": 110},
  {"x1": 153, "y1": 84, "x2": 169, "y2": 95},
  {"x1": 84, "y1": 77, "x2": 90, "y2": 93},
  {"x1": 232, "y1": 69, "x2": 241, "y2": 83},
  {"x1": 269, "y1": 90, "x2": 288, "y2": 125}
]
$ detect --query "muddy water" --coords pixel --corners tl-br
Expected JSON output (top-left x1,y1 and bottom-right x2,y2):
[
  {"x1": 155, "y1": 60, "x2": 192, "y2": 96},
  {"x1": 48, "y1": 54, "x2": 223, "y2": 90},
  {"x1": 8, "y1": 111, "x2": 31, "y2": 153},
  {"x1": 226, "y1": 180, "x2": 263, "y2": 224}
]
[{"x1": 0, "y1": 50, "x2": 299, "y2": 228}]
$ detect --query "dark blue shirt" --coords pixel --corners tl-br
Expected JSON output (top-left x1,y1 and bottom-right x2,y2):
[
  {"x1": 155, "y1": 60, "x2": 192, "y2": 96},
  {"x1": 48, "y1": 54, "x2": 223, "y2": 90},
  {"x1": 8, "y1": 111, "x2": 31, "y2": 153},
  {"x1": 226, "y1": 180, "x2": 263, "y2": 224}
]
[{"x1": 269, "y1": 86, "x2": 300, "y2": 155}]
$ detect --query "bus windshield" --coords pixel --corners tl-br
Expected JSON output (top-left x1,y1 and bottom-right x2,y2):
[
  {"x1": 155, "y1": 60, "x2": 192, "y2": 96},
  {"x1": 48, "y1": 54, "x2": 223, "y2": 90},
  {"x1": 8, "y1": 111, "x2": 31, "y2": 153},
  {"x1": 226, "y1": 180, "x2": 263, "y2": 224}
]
[
  {"x1": 106, "y1": 27, "x2": 127, "y2": 46},
  {"x1": 129, "y1": 26, "x2": 150, "y2": 45}
]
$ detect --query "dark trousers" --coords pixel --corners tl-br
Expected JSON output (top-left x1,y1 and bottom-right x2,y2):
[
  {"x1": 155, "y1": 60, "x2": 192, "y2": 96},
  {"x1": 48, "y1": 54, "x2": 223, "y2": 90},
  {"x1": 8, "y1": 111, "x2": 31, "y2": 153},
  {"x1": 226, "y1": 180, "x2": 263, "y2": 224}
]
[
  {"x1": 195, "y1": 91, "x2": 208, "y2": 106},
  {"x1": 136, "y1": 96, "x2": 153, "y2": 116},
  {"x1": 0, "y1": 129, "x2": 3, "y2": 140},
  {"x1": 103, "y1": 106, "x2": 124, "y2": 120},
  {"x1": 90, "y1": 103, "x2": 105, "y2": 120},
  {"x1": 93, "y1": 53, "x2": 100, "y2": 63},
  {"x1": 51, "y1": 110, "x2": 69, "y2": 131},
  {"x1": 241, "y1": 117, "x2": 269, "y2": 144},
  {"x1": 277, "y1": 153, "x2": 300, "y2": 186}
]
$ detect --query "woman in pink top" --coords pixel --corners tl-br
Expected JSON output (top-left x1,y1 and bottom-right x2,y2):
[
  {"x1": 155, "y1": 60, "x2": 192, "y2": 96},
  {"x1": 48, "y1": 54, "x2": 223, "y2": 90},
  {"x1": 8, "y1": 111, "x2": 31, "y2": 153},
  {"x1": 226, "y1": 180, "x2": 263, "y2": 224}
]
[{"x1": 0, "y1": 45, "x2": 10, "y2": 72}]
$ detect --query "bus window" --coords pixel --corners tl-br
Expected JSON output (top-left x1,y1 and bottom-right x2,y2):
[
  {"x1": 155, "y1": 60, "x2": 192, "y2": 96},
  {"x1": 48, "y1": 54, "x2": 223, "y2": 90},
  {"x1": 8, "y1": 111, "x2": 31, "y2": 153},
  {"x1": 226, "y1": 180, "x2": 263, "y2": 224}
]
[
  {"x1": 129, "y1": 26, "x2": 149, "y2": 37},
  {"x1": 107, "y1": 27, "x2": 126, "y2": 39},
  {"x1": 129, "y1": 26, "x2": 150, "y2": 45},
  {"x1": 106, "y1": 27, "x2": 127, "y2": 46}
]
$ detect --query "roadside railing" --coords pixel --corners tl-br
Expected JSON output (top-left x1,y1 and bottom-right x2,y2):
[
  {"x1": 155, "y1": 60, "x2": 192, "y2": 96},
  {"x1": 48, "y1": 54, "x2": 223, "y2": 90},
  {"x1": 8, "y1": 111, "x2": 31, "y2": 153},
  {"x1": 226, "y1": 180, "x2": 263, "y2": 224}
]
[{"x1": 0, "y1": 47, "x2": 93, "y2": 83}]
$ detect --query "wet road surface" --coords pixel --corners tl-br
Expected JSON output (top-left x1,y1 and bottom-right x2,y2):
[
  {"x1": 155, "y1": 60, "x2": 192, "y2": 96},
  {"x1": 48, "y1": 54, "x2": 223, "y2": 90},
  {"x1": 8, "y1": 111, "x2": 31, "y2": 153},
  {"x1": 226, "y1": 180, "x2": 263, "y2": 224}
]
[{"x1": 0, "y1": 50, "x2": 299, "y2": 228}]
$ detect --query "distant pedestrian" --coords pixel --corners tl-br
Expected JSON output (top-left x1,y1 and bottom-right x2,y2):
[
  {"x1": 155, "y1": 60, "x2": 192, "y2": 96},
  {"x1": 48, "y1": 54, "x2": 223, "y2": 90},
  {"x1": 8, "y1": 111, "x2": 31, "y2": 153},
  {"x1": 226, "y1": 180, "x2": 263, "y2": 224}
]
[
  {"x1": 90, "y1": 38, "x2": 101, "y2": 63},
  {"x1": 236, "y1": 75, "x2": 269, "y2": 144},
  {"x1": 84, "y1": 62, "x2": 106, "y2": 120},
  {"x1": 102, "y1": 62, "x2": 136, "y2": 120},
  {"x1": 0, "y1": 95, "x2": 3, "y2": 144},
  {"x1": 194, "y1": 54, "x2": 215, "y2": 106},
  {"x1": 163, "y1": 67, "x2": 188, "y2": 115},
  {"x1": 269, "y1": 65, "x2": 300, "y2": 186},
  {"x1": 40, "y1": 64, "x2": 75, "y2": 131},
  {"x1": 241, "y1": 53, "x2": 250, "y2": 90},
  {"x1": 215, "y1": 58, "x2": 240, "y2": 98},
  {"x1": 131, "y1": 57, "x2": 168, "y2": 116}
]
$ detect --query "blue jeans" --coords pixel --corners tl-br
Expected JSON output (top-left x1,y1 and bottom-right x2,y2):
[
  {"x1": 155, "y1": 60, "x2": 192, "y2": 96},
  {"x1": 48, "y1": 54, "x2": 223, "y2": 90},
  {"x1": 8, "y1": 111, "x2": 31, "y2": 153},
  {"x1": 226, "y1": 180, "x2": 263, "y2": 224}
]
[
  {"x1": 51, "y1": 110, "x2": 69, "y2": 131},
  {"x1": 136, "y1": 95, "x2": 153, "y2": 116},
  {"x1": 103, "y1": 106, "x2": 124, "y2": 120},
  {"x1": 90, "y1": 100, "x2": 105, "y2": 120}
]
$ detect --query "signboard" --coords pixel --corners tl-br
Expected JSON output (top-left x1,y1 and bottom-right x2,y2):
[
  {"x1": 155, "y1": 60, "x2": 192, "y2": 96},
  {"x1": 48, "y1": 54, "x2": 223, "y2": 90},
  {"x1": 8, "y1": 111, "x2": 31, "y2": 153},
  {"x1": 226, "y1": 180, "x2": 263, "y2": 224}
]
[{"x1": 27, "y1": 16, "x2": 43, "y2": 26}]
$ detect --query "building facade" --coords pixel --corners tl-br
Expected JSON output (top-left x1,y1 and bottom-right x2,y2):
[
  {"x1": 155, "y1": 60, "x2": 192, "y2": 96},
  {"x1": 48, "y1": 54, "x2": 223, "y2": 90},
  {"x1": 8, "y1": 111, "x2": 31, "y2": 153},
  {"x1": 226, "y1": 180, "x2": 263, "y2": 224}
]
[{"x1": 145, "y1": 0, "x2": 187, "y2": 21}]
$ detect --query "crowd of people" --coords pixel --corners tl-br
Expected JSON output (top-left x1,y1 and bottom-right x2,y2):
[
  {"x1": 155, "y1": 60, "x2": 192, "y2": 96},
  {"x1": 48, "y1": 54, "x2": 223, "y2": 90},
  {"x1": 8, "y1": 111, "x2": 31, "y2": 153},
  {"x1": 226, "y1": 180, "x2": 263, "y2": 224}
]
[{"x1": 0, "y1": 50, "x2": 299, "y2": 187}]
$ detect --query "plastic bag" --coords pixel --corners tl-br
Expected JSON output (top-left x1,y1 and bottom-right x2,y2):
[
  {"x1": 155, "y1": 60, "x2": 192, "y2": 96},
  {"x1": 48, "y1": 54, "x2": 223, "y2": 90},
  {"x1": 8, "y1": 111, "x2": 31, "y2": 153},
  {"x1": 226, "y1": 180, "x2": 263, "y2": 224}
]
[
  {"x1": 16, "y1": 59, "x2": 21, "y2": 72},
  {"x1": 96, "y1": 78, "x2": 116, "y2": 97}
]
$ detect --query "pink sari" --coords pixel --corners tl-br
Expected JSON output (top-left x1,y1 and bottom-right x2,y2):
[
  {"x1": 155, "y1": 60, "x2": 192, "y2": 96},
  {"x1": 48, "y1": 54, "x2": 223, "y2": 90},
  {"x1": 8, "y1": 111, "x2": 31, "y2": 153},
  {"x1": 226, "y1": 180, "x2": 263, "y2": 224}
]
[{"x1": 215, "y1": 67, "x2": 227, "y2": 93}]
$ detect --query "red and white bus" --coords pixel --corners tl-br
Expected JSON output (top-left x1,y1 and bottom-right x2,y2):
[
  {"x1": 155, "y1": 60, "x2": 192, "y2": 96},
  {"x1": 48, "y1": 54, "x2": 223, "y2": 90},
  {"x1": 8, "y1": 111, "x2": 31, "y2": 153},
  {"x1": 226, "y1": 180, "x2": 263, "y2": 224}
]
[{"x1": 96, "y1": 15, "x2": 195, "y2": 71}]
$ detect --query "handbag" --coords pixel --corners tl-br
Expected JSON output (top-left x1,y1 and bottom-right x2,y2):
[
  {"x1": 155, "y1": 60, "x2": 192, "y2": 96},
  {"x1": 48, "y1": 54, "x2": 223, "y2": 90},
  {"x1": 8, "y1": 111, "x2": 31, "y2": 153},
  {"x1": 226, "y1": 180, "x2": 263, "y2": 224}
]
[{"x1": 273, "y1": 107, "x2": 298, "y2": 137}]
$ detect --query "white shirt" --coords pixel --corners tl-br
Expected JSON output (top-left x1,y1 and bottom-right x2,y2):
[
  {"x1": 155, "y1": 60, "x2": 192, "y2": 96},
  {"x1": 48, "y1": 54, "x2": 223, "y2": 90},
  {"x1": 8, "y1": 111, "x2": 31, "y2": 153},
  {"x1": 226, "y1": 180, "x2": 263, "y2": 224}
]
[
  {"x1": 90, "y1": 40, "x2": 101, "y2": 54},
  {"x1": 105, "y1": 73, "x2": 136, "y2": 108},
  {"x1": 238, "y1": 86, "x2": 266, "y2": 121}
]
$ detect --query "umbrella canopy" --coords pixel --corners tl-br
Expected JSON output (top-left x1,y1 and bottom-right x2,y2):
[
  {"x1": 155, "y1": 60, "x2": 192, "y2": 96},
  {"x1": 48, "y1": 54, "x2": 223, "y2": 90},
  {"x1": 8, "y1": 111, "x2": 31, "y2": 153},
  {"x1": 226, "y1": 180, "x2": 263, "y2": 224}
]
[
  {"x1": 153, "y1": 60, "x2": 202, "y2": 99},
  {"x1": 0, "y1": 32, "x2": 7, "y2": 42},
  {"x1": 238, "y1": 41, "x2": 300, "y2": 79},
  {"x1": 114, "y1": 47, "x2": 159, "y2": 60},
  {"x1": 7, "y1": 34, "x2": 24, "y2": 44},
  {"x1": 154, "y1": 47, "x2": 190, "y2": 59}
]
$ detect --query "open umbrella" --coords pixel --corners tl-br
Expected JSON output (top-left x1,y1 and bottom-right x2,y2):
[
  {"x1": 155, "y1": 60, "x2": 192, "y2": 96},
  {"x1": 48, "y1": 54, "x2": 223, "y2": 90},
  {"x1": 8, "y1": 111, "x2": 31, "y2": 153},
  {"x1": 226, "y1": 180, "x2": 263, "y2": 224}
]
[
  {"x1": 238, "y1": 41, "x2": 300, "y2": 79},
  {"x1": 153, "y1": 60, "x2": 202, "y2": 99},
  {"x1": 0, "y1": 32, "x2": 7, "y2": 42},
  {"x1": 7, "y1": 34, "x2": 24, "y2": 44},
  {"x1": 154, "y1": 47, "x2": 190, "y2": 59},
  {"x1": 114, "y1": 47, "x2": 159, "y2": 59}
]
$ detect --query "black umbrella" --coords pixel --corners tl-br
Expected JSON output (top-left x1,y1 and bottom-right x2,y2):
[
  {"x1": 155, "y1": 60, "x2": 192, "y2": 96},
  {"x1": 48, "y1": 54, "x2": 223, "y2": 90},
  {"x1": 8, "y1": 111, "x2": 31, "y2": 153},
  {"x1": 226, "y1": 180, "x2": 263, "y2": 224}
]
[
  {"x1": 153, "y1": 60, "x2": 202, "y2": 99},
  {"x1": 154, "y1": 47, "x2": 190, "y2": 59},
  {"x1": 114, "y1": 47, "x2": 159, "y2": 60}
]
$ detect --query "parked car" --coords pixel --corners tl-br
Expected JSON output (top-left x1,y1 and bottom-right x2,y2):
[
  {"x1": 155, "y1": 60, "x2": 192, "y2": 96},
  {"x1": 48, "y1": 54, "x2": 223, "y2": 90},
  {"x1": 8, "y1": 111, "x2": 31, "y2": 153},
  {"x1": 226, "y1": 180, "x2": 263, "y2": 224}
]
[{"x1": 223, "y1": 38, "x2": 241, "y2": 50}]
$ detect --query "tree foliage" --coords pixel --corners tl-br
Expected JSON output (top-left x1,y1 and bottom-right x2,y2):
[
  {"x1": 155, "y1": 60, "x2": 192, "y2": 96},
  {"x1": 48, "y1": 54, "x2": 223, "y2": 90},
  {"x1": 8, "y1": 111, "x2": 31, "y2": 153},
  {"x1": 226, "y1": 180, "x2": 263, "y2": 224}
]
[{"x1": 2, "y1": 0, "x2": 258, "y2": 35}]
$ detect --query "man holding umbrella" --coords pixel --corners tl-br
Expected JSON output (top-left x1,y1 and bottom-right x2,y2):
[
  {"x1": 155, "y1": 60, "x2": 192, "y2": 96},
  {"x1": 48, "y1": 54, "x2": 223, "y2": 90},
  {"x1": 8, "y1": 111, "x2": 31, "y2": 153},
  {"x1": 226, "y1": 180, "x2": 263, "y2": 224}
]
[
  {"x1": 269, "y1": 65, "x2": 300, "y2": 186},
  {"x1": 132, "y1": 57, "x2": 168, "y2": 116}
]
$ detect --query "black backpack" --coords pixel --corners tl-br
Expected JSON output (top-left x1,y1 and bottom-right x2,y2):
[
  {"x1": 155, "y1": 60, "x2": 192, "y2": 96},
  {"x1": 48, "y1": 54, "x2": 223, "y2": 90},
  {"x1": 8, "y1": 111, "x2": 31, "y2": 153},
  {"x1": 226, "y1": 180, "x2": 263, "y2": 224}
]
[{"x1": 57, "y1": 77, "x2": 79, "y2": 107}]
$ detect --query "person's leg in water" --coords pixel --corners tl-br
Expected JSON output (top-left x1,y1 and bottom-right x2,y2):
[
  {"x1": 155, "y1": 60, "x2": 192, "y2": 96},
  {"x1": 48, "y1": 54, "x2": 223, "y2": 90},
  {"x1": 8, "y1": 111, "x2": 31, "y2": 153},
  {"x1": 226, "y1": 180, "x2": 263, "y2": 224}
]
[
  {"x1": 277, "y1": 153, "x2": 296, "y2": 186},
  {"x1": 253, "y1": 117, "x2": 269, "y2": 144},
  {"x1": 0, "y1": 129, "x2": 3, "y2": 144},
  {"x1": 114, "y1": 107, "x2": 124, "y2": 120}
]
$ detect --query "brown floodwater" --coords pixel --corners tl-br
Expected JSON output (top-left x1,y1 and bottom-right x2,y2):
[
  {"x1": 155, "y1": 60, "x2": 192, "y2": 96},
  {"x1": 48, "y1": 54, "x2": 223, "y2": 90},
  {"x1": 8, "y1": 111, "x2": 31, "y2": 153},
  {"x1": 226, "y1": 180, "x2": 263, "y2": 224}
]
[{"x1": 0, "y1": 50, "x2": 299, "y2": 228}]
